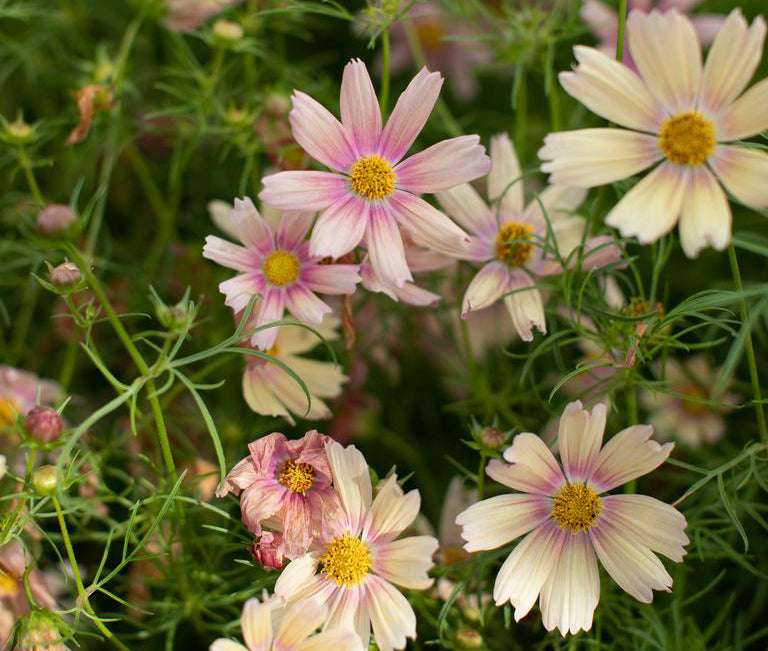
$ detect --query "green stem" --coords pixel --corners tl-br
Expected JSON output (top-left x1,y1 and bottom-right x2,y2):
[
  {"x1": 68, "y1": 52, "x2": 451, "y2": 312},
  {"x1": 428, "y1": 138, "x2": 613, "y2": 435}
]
[
  {"x1": 476, "y1": 453, "x2": 487, "y2": 500},
  {"x1": 727, "y1": 242, "x2": 767, "y2": 442},
  {"x1": 380, "y1": 29, "x2": 391, "y2": 115},
  {"x1": 514, "y1": 68, "x2": 528, "y2": 160},
  {"x1": 615, "y1": 0, "x2": 628, "y2": 62},
  {"x1": 18, "y1": 149, "x2": 45, "y2": 206},
  {"x1": 52, "y1": 495, "x2": 132, "y2": 651}
]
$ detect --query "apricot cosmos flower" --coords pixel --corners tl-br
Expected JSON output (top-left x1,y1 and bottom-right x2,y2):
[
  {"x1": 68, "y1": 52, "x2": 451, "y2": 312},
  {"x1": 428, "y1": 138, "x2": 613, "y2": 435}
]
[
  {"x1": 259, "y1": 59, "x2": 490, "y2": 288},
  {"x1": 540, "y1": 9, "x2": 768, "y2": 258},
  {"x1": 456, "y1": 400, "x2": 688, "y2": 635}
]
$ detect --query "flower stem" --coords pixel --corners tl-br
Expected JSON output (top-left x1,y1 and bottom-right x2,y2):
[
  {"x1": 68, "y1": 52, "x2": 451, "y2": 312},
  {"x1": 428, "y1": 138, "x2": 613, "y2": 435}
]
[
  {"x1": 727, "y1": 242, "x2": 767, "y2": 442},
  {"x1": 18, "y1": 148, "x2": 45, "y2": 207},
  {"x1": 380, "y1": 28, "x2": 391, "y2": 115},
  {"x1": 615, "y1": 0, "x2": 628, "y2": 62}
]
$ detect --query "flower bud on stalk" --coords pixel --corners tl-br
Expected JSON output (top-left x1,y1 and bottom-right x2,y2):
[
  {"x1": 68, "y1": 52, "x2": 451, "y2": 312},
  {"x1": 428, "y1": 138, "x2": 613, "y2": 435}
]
[
  {"x1": 31, "y1": 465, "x2": 58, "y2": 496},
  {"x1": 455, "y1": 629, "x2": 483, "y2": 649},
  {"x1": 17, "y1": 610, "x2": 68, "y2": 651},
  {"x1": 35, "y1": 204, "x2": 76, "y2": 237},
  {"x1": 25, "y1": 407, "x2": 63, "y2": 443},
  {"x1": 212, "y1": 19, "x2": 243, "y2": 44},
  {"x1": 3, "y1": 118, "x2": 37, "y2": 145},
  {"x1": 478, "y1": 426, "x2": 504, "y2": 451},
  {"x1": 49, "y1": 262, "x2": 82, "y2": 289}
]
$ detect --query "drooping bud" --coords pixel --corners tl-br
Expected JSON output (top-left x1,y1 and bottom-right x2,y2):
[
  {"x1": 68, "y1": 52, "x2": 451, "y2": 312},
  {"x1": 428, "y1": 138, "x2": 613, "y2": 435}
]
[
  {"x1": 250, "y1": 532, "x2": 284, "y2": 571},
  {"x1": 49, "y1": 262, "x2": 81, "y2": 288},
  {"x1": 455, "y1": 629, "x2": 483, "y2": 649},
  {"x1": 31, "y1": 465, "x2": 58, "y2": 496},
  {"x1": 25, "y1": 407, "x2": 63, "y2": 443},
  {"x1": 212, "y1": 19, "x2": 243, "y2": 43},
  {"x1": 36, "y1": 204, "x2": 76, "y2": 236}
]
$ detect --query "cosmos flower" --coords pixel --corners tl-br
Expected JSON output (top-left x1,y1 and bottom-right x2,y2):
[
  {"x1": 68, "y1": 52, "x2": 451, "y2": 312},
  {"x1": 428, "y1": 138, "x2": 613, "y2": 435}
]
[
  {"x1": 641, "y1": 355, "x2": 739, "y2": 447},
  {"x1": 275, "y1": 441, "x2": 438, "y2": 651},
  {"x1": 0, "y1": 366, "x2": 60, "y2": 428},
  {"x1": 259, "y1": 59, "x2": 490, "y2": 288},
  {"x1": 456, "y1": 400, "x2": 688, "y2": 635},
  {"x1": 240, "y1": 317, "x2": 347, "y2": 424},
  {"x1": 165, "y1": 0, "x2": 242, "y2": 32},
  {"x1": 216, "y1": 430, "x2": 341, "y2": 559},
  {"x1": 437, "y1": 132, "x2": 621, "y2": 341},
  {"x1": 540, "y1": 9, "x2": 768, "y2": 258},
  {"x1": 203, "y1": 197, "x2": 360, "y2": 350},
  {"x1": 209, "y1": 595, "x2": 362, "y2": 651}
]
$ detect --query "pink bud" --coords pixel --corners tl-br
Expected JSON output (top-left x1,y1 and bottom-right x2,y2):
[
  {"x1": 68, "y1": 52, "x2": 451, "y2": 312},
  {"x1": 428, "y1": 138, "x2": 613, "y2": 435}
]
[
  {"x1": 250, "y1": 532, "x2": 284, "y2": 571},
  {"x1": 36, "y1": 204, "x2": 75, "y2": 235},
  {"x1": 25, "y1": 406, "x2": 63, "y2": 443},
  {"x1": 49, "y1": 262, "x2": 81, "y2": 287},
  {"x1": 479, "y1": 426, "x2": 504, "y2": 450}
]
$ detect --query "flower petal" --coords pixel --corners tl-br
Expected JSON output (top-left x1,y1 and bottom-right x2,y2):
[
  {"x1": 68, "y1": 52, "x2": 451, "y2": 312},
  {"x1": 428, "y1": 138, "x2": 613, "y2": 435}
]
[
  {"x1": 362, "y1": 475, "x2": 421, "y2": 544},
  {"x1": 394, "y1": 135, "x2": 490, "y2": 194},
  {"x1": 487, "y1": 133, "x2": 525, "y2": 217},
  {"x1": 241, "y1": 597, "x2": 273, "y2": 651},
  {"x1": 341, "y1": 59, "x2": 382, "y2": 156},
  {"x1": 282, "y1": 355, "x2": 346, "y2": 399},
  {"x1": 260, "y1": 172, "x2": 349, "y2": 212},
  {"x1": 326, "y1": 441, "x2": 372, "y2": 535},
  {"x1": 294, "y1": 630, "x2": 363, "y2": 651},
  {"x1": 204, "y1": 236, "x2": 254, "y2": 273},
  {"x1": 275, "y1": 554, "x2": 322, "y2": 605},
  {"x1": 717, "y1": 77, "x2": 768, "y2": 140},
  {"x1": 699, "y1": 9, "x2": 767, "y2": 115},
  {"x1": 378, "y1": 67, "x2": 443, "y2": 163},
  {"x1": 365, "y1": 202, "x2": 412, "y2": 288},
  {"x1": 249, "y1": 288, "x2": 286, "y2": 350},
  {"x1": 709, "y1": 145, "x2": 768, "y2": 211},
  {"x1": 229, "y1": 197, "x2": 276, "y2": 252},
  {"x1": 210, "y1": 641, "x2": 249, "y2": 651},
  {"x1": 372, "y1": 535, "x2": 438, "y2": 590},
  {"x1": 503, "y1": 271, "x2": 546, "y2": 342},
  {"x1": 285, "y1": 284, "x2": 331, "y2": 326},
  {"x1": 435, "y1": 183, "x2": 496, "y2": 236},
  {"x1": 523, "y1": 185, "x2": 588, "y2": 228},
  {"x1": 389, "y1": 191, "x2": 470, "y2": 257},
  {"x1": 364, "y1": 575, "x2": 416, "y2": 651},
  {"x1": 558, "y1": 401, "x2": 606, "y2": 484},
  {"x1": 488, "y1": 432, "x2": 565, "y2": 496},
  {"x1": 604, "y1": 162, "x2": 686, "y2": 244},
  {"x1": 219, "y1": 275, "x2": 264, "y2": 313},
  {"x1": 310, "y1": 195, "x2": 369, "y2": 259},
  {"x1": 456, "y1": 494, "x2": 551, "y2": 552},
  {"x1": 559, "y1": 46, "x2": 665, "y2": 131},
  {"x1": 539, "y1": 129, "x2": 661, "y2": 187},
  {"x1": 242, "y1": 366, "x2": 292, "y2": 422},
  {"x1": 273, "y1": 599, "x2": 327, "y2": 650},
  {"x1": 290, "y1": 90, "x2": 357, "y2": 171},
  {"x1": 627, "y1": 9, "x2": 702, "y2": 112},
  {"x1": 303, "y1": 263, "x2": 361, "y2": 295},
  {"x1": 277, "y1": 211, "x2": 315, "y2": 251},
  {"x1": 678, "y1": 165, "x2": 731, "y2": 258},
  {"x1": 461, "y1": 261, "x2": 510, "y2": 317},
  {"x1": 239, "y1": 478, "x2": 285, "y2": 533},
  {"x1": 588, "y1": 424, "x2": 674, "y2": 493}
]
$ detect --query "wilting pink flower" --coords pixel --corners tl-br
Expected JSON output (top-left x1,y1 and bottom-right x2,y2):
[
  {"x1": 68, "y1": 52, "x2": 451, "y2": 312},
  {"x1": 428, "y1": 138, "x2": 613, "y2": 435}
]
[
  {"x1": 641, "y1": 355, "x2": 739, "y2": 447},
  {"x1": 0, "y1": 366, "x2": 60, "y2": 428},
  {"x1": 457, "y1": 401, "x2": 688, "y2": 635},
  {"x1": 241, "y1": 317, "x2": 347, "y2": 424},
  {"x1": 582, "y1": 0, "x2": 725, "y2": 69},
  {"x1": 250, "y1": 532, "x2": 284, "y2": 571},
  {"x1": 165, "y1": 0, "x2": 242, "y2": 32},
  {"x1": 260, "y1": 59, "x2": 490, "y2": 288},
  {"x1": 216, "y1": 431, "x2": 341, "y2": 559},
  {"x1": 437, "y1": 132, "x2": 621, "y2": 341},
  {"x1": 275, "y1": 441, "x2": 438, "y2": 651},
  {"x1": 203, "y1": 197, "x2": 361, "y2": 350}
]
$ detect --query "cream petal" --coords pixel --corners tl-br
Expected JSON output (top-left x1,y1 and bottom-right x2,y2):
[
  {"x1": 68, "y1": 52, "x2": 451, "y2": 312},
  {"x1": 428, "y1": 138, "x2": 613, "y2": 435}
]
[
  {"x1": 717, "y1": 78, "x2": 768, "y2": 140},
  {"x1": 559, "y1": 46, "x2": 665, "y2": 131},
  {"x1": 627, "y1": 9, "x2": 702, "y2": 112},
  {"x1": 435, "y1": 183, "x2": 496, "y2": 236},
  {"x1": 539, "y1": 533, "x2": 600, "y2": 635},
  {"x1": 678, "y1": 165, "x2": 731, "y2": 258},
  {"x1": 503, "y1": 271, "x2": 546, "y2": 342},
  {"x1": 558, "y1": 401, "x2": 606, "y2": 484},
  {"x1": 324, "y1": 584, "x2": 369, "y2": 649},
  {"x1": 523, "y1": 185, "x2": 588, "y2": 228},
  {"x1": 488, "y1": 133, "x2": 524, "y2": 216},
  {"x1": 489, "y1": 432, "x2": 565, "y2": 496},
  {"x1": 539, "y1": 129, "x2": 661, "y2": 187},
  {"x1": 210, "y1": 641, "x2": 250, "y2": 651},
  {"x1": 290, "y1": 91, "x2": 358, "y2": 171},
  {"x1": 362, "y1": 475, "x2": 421, "y2": 544},
  {"x1": 366, "y1": 202, "x2": 412, "y2": 289},
  {"x1": 293, "y1": 630, "x2": 363, "y2": 651},
  {"x1": 461, "y1": 261, "x2": 511, "y2": 318},
  {"x1": 269, "y1": 369, "x2": 330, "y2": 421},
  {"x1": 326, "y1": 441, "x2": 372, "y2": 535},
  {"x1": 364, "y1": 575, "x2": 416, "y2": 651},
  {"x1": 281, "y1": 355, "x2": 346, "y2": 399},
  {"x1": 699, "y1": 10, "x2": 767, "y2": 115},
  {"x1": 242, "y1": 366, "x2": 292, "y2": 422},
  {"x1": 709, "y1": 145, "x2": 768, "y2": 211},
  {"x1": 371, "y1": 535, "x2": 438, "y2": 590},
  {"x1": 455, "y1": 494, "x2": 551, "y2": 552},
  {"x1": 493, "y1": 522, "x2": 566, "y2": 619},
  {"x1": 275, "y1": 555, "x2": 321, "y2": 605},
  {"x1": 241, "y1": 598, "x2": 274, "y2": 651},
  {"x1": 604, "y1": 162, "x2": 686, "y2": 244},
  {"x1": 601, "y1": 495, "x2": 689, "y2": 562},
  {"x1": 340, "y1": 59, "x2": 382, "y2": 156},
  {"x1": 588, "y1": 424, "x2": 674, "y2": 493},
  {"x1": 273, "y1": 600, "x2": 327, "y2": 650},
  {"x1": 278, "y1": 316, "x2": 340, "y2": 356}
]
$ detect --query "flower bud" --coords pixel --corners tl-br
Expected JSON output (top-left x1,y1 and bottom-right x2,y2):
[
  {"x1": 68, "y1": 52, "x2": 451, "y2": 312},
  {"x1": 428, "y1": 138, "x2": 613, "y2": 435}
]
[
  {"x1": 17, "y1": 610, "x2": 67, "y2": 651},
  {"x1": 36, "y1": 204, "x2": 76, "y2": 236},
  {"x1": 49, "y1": 262, "x2": 81, "y2": 288},
  {"x1": 265, "y1": 92, "x2": 291, "y2": 116},
  {"x1": 25, "y1": 407, "x2": 63, "y2": 443},
  {"x1": 455, "y1": 629, "x2": 483, "y2": 649},
  {"x1": 4, "y1": 118, "x2": 37, "y2": 145},
  {"x1": 479, "y1": 426, "x2": 504, "y2": 451},
  {"x1": 31, "y1": 465, "x2": 58, "y2": 496},
  {"x1": 250, "y1": 532, "x2": 284, "y2": 571},
  {"x1": 212, "y1": 19, "x2": 243, "y2": 43}
]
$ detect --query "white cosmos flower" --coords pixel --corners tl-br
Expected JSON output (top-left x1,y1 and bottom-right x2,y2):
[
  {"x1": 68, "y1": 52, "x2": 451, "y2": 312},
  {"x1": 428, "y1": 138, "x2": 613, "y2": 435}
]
[
  {"x1": 209, "y1": 595, "x2": 362, "y2": 651},
  {"x1": 456, "y1": 400, "x2": 689, "y2": 635},
  {"x1": 274, "y1": 441, "x2": 438, "y2": 651},
  {"x1": 539, "y1": 9, "x2": 768, "y2": 258}
]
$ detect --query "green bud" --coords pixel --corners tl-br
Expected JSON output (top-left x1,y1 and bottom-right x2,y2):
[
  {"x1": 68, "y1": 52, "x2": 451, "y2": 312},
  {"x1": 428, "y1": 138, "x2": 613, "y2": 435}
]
[{"x1": 31, "y1": 465, "x2": 58, "y2": 496}]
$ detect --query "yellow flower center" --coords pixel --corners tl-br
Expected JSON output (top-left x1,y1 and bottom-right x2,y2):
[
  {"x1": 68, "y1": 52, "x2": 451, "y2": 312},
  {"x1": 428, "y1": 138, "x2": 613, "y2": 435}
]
[
  {"x1": 551, "y1": 485, "x2": 602, "y2": 533},
  {"x1": 0, "y1": 570, "x2": 18, "y2": 596},
  {"x1": 277, "y1": 459, "x2": 316, "y2": 495},
  {"x1": 417, "y1": 23, "x2": 444, "y2": 51},
  {"x1": 681, "y1": 385, "x2": 709, "y2": 416},
  {"x1": 0, "y1": 399, "x2": 19, "y2": 426},
  {"x1": 263, "y1": 250, "x2": 300, "y2": 286},
  {"x1": 658, "y1": 112, "x2": 715, "y2": 166},
  {"x1": 319, "y1": 534, "x2": 371, "y2": 586},
  {"x1": 349, "y1": 155, "x2": 396, "y2": 200},
  {"x1": 495, "y1": 221, "x2": 534, "y2": 267}
]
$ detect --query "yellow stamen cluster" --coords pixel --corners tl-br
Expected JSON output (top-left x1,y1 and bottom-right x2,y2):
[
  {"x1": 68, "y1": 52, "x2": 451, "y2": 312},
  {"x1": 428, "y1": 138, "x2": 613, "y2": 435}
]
[
  {"x1": 551, "y1": 485, "x2": 602, "y2": 533},
  {"x1": 319, "y1": 534, "x2": 372, "y2": 586},
  {"x1": 680, "y1": 385, "x2": 709, "y2": 416},
  {"x1": 658, "y1": 112, "x2": 715, "y2": 166},
  {"x1": 263, "y1": 250, "x2": 300, "y2": 286},
  {"x1": 277, "y1": 459, "x2": 316, "y2": 494},
  {"x1": 0, "y1": 399, "x2": 17, "y2": 426},
  {"x1": 0, "y1": 570, "x2": 18, "y2": 596},
  {"x1": 495, "y1": 221, "x2": 534, "y2": 267},
  {"x1": 417, "y1": 23, "x2": 444, "y2": 51},
  {"x1": 349, "y1": 155, "x2": 396, "y2": 200}
]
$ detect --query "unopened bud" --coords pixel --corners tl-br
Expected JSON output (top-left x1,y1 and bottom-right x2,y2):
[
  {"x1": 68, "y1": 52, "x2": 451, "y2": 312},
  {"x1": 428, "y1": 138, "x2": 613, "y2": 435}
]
[
  {"x1": 4, "y1": 119, "x2": 37, "y2": 145},
  {"x1": 212, "y1": 19, "x2": 243, "y2": 42},
  {"x1": 265, "y1": 92, "x2": 291, "y2": 116},
  {"x1": 479, "y1": 426, "x2": 504, "y2": 451},
  {"x1": 31, "y1": 465, "x2": 58, "y2": 496},
  {"x1": 25, "y1": 407, "x2": 63, "y2": 443},
  {"x1": 250, "y1": 532, "x2": 283, "y2": 571},
  {"x1": 49, "y1": 262, "x2": 81, "y2": 288},
  {"x1": 36, "y1": 204, "x2": 75, "y2": 236},
  {"x1": 17, "y1": 610, "x2": 67, "y2": 651},
  {"x1": 455, "y1": 629, "x2": 483, "y2": 649}
]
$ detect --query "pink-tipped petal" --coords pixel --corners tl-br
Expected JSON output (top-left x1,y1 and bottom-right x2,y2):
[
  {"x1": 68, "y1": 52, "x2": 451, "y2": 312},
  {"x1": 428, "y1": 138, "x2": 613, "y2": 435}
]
[
  {"x1": 487, "y1": 432, "x2": 565, "y2": 496},
  {"x1": 310, "y1": 195, "x2": 369, "y2": 259},
  {"x1": 365, "y1": 202, "x2": 412, "y2": 289},
  {"x1": 581, "y1": 235, "x2": 624, "y2": 271},
  {"x1": 488, "y1": 133, "x2": 525, "y2": 214},
  {"x1": 230, "y1": 197, "x2": 276, "y2": 252},
  {"x1": 277, "y1": 211, "x2": 315, "y2": 251},
  {"x1": 558, "y1": 401, "x2": 606, "y2": 484},
  {"x1": 241, "y1": 598, "x2": 274, "y2": 651},
  {"x1": 203, "y1": 236, "x2": 254, "y2": 273},
  {"x1": 371, "y1": 536, "x2": 438, "y2": 591},
  {"x1": 303, "y1": 263, "x2": 361, "y2": 295},
  {"x1": 435, "y1": 183, "x2": 497, "y2": 236},
  {"x1": 219, "y1": 274, "x2": 264, "y2": 313},
  {"x1": 341, "y1": 59, "x2": 382, "y2": 155},
  {"x1": 249, "y1": 288, "x2": 286, "y2": 350},
  {"x1": 461, "y1": 261, "x2": 510, "y2": 317},
  {"x1": 362, "y1": 475, "x2": 420, "y2": 544},
  {"x1": 503, "y1": 271, "x2": 546, "y2": 342},
  {"x1": 260, "y1": 171, "x2": 349, "y2": 211},
  {"x1": 239, "y1": 478, "x2": 285, "y2": 533},
  {"x1": 389, "y1": 191, "x2": 470, "y2": 257},
  {"x1": 378, "y1": 67, "x2": 443, "y2": 163},
  {"x1": 365, "y1": 575, "x2": 417, "y2": 651}
]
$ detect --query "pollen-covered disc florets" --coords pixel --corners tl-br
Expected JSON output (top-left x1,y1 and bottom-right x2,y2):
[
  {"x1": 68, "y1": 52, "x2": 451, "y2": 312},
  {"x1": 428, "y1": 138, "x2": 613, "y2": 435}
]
[
  {"x1": 263, "y1": 250, "x2": 300, "y2": 286},
  {"x1": 551, "y1": 484, "x2": 602, "y2": 533},
  {"x1": 349, "y1": 155, "x2": 396, "y2": 200},
  {"x1": 319, "y1": 534, "x2": 371, "y2": 586},
  {"x1": 658, "y1": 112, "x2": 715, "y2": 166},
  {"x1": 495, "y1": 221, "x2": 534, "y2": 267},
  {"x1": 277, "y1": 459, "x2": 316, "y2": 494}
]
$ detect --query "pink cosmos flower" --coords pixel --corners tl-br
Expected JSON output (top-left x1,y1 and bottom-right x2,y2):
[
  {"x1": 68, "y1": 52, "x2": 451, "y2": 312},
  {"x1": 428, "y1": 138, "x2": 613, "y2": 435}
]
[
  {"x1": 436, "y1": 133, "x2": 621, "y2": 341},
  {"x1": 0, "y1": 366, "x2": 60, "y2": 428},
  {"x1": 275, "y1": 441, "x2": 438, "y2": 651},
  {"x1": 216, "y1": 430, "x2": 341, "y2": 559},
  {"x1": 165, "y1": 0, "x2": 243, "y2": 32},
  {"x1": 456, "y1": 400, "x2": 688, "y2": 635},
  {"x1": 259, "y1": 59, "x2": 490, "y2": 289},
  {"x1": 203, "y1": 197, "x2": 361, "y2": 350},
  {"x1": 582, "y1": 0, "x2": 725, "y2": 69}
]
